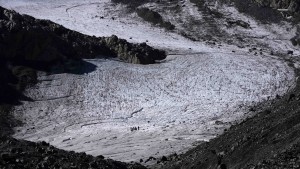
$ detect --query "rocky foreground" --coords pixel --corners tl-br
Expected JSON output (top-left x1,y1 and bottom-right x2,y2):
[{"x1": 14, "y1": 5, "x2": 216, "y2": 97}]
[{"x1": 0, "y1": 136, "x2": 146, "y2": 169}]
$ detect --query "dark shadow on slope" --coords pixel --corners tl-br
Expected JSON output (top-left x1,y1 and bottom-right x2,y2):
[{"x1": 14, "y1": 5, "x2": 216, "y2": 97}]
[
  {"x1": 46, "y1": 59, "x2": 98, "y2": 75},
  {"x1": 62, "y1": 59, "x2": 98, "y2": 75},
  {"x1": 0, "y1": 105, "x2": 21, "y2": 137},
  {"x1": 111, "y1": 0, "x2": 151, "y2": 10},
  {"x1": 136, "y1": 7, "x2": 175, "y2": 30},
  {"x1": 221, "y1": 0, "x2": 285, "y2": 23},
  {"x1": 0, "y1": 60, "x2": 34, "y2": 105},
  {"x1": 0, "y1": 59, "x2": 97, "y2": 140},
  {"x1": 0, "y1": 59, "x2": 98, "y2": 106},
  {"x1": 187, "y1": 0, "x2": 227, "y2": 41}
]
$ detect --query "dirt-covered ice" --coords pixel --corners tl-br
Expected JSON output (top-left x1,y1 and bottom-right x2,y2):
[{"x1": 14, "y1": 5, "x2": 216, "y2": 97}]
[{"x1": 0, "y1": 0, "x2": 297, "y2": 163}]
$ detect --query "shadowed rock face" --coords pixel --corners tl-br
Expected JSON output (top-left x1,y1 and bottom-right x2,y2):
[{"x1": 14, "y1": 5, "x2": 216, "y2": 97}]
[{"x1": 104, "y1": 35, "x2": 167, "y2": 64}]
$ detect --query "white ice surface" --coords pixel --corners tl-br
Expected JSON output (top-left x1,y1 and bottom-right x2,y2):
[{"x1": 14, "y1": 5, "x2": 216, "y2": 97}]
[
  {"x1": 12, "y1": 54, "x2": 294, "y2": 162},
  {"x1": 0, "y1": 0, "x2": 297, "y2": 163}
]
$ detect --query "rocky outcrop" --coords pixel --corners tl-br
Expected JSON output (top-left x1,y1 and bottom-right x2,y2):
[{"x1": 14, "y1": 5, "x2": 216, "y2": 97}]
[{"x1": 104, "y1": 35, "x2": 166, "y2": 64}]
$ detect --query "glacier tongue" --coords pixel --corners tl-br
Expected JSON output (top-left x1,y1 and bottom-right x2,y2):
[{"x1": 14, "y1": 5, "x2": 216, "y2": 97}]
[{"x1": 12, "y1": 52, "x2": 294, "y2": 162}]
